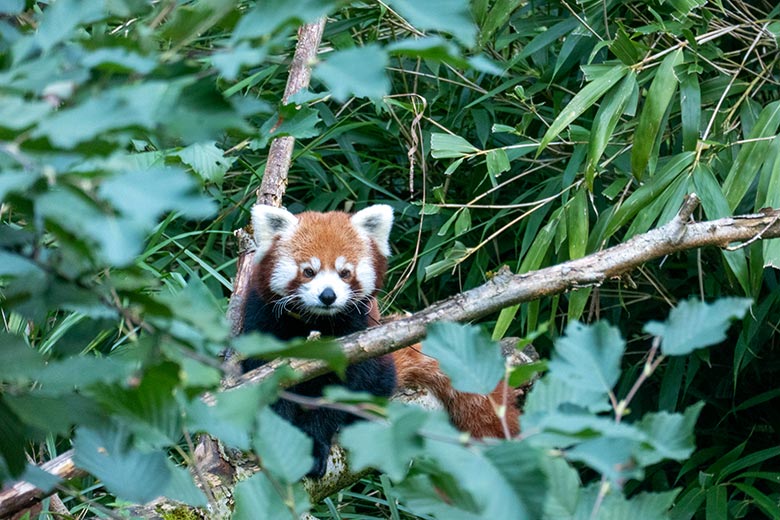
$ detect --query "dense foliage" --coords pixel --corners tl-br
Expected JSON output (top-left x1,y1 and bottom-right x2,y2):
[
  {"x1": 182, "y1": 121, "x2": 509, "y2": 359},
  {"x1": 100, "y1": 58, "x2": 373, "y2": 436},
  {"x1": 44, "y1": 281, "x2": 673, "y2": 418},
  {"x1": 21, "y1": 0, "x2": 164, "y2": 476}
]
[{"x1": 1, "y1": 0, "x2": 779, "y2": 518}]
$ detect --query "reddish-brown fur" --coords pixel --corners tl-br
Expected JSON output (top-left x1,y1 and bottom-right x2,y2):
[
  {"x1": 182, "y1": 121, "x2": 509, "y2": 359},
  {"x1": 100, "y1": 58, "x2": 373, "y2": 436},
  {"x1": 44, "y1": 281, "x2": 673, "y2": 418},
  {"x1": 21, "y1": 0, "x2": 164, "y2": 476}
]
[{"x1": 368, "y1": 300, "x2": 521, "y2": 438}]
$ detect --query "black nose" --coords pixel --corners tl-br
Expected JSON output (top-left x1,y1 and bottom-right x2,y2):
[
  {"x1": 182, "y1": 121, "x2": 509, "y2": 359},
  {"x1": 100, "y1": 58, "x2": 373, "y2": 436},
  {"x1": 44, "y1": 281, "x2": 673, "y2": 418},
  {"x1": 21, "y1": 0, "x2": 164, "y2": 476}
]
[{"x1": 319, "y1": 288, "x2": 337, "y2": 306}]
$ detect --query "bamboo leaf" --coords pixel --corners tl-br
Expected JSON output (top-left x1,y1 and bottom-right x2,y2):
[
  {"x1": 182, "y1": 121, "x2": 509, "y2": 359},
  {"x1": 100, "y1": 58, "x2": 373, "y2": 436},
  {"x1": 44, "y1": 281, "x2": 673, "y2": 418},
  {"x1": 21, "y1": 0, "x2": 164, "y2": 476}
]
[
  {"x1": 631, "y1": 48, "x2": 685, "y2": 179},
  {"x1": 538, "y1": 65, "x2": 629, "y2": 155}
]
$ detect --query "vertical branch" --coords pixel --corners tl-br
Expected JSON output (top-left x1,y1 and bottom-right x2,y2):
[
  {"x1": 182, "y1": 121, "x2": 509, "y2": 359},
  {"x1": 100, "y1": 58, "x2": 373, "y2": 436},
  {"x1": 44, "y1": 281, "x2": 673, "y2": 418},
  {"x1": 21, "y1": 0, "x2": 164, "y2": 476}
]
[
  {"x1": 256, "y1": 18, "x2": 326, "y2": 208},
  {"x1": 227, "y1": 18, "x2": 326, "y2": 337}
]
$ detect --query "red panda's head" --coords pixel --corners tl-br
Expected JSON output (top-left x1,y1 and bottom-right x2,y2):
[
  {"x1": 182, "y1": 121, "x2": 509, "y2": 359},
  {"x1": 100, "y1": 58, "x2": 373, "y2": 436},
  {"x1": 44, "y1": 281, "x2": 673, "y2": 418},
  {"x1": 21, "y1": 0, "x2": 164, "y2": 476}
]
[{"x1": 250, "y1": 204, "x2": 393, "y2": 316}]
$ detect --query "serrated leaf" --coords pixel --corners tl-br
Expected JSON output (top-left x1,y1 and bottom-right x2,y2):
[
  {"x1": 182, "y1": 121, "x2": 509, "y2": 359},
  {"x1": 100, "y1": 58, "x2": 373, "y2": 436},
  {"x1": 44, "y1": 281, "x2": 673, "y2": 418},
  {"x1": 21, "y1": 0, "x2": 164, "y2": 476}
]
[
  {"x1": 538, "y1": 65, "x2": 629, "y2": 154},
  {"x1": 232, "y1": 471, "x2": 310, "y2": 520},
  {"x1": 548, "y1": 321, "x2": 624, "y2": 393},
  {"x1": 634, "y1": 402, "x2": 704, "y2": 466},
  {"x1": 631, "y1": 48, "x2": 684, "y2": 179},
  {"x1": 341, "y1": 403, "x2": 428, "y2": 481},
  {"x1": 253, "y1": 105, "x2": 322, "y2": 149},
  {"x1": 314, "y1": 45, "x2": 389, "y2": 102},
  {"x1": 524, "y1": 375, "x2": 612, "y2": 419},
  {"x1": 574, "y1": 485, "x2": 679, "y2": 520},
  {"x1": 644, "y1": 298, "x2": 752, "y2": 356},
  {"x1": 233, "y1": 334, "x2": 347, "y2": 378},
  {"x1": 541, "y1": 457, "x2": 580, "y2": 518},
  {"x1": 231, "y1": 0, "x2": 334, "y2": 42},
  {"x1": 422, "y1": 322, "x2": 504, "y2": 394},
  {"x1": 385, "y1": 0, "x2": 477, "y2": 47},
  {"x1": 254, "y1": 408, "x2": 313, "y2": 483},
  {"x1": 482, "y1": 442, "x2": 547, "y2": 519},
  {"x1": 567, "y1": 436, "x2": 644, "y2": 483},
  {"x1": 173, "y1": 142, "x2": 234, "y2": 184},
  {"x1": 186, "y1": 384, "x2": 267, "y2": 450},
  {"x1": 73, "y1": 425, "x2": 171, "y2": 504}
]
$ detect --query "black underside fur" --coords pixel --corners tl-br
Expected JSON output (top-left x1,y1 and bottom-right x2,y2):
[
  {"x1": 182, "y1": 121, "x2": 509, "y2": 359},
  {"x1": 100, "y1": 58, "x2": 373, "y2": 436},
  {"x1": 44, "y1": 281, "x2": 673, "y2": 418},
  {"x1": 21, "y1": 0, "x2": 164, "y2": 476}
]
[{"x1": 240, "y1": 286, "x2": 396, "y2": 479}]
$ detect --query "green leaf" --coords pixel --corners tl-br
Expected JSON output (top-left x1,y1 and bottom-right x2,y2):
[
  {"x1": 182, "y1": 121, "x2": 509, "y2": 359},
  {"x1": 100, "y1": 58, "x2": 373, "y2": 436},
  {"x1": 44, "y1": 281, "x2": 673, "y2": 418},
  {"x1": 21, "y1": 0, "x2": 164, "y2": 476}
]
[
  {"x1": 254, "y1": 408, "x2": 313, "y2": 483},
  {"x1": 341, "y1": 403, "x2": 428, "y2": 481},
  {"x1": 233, "y1": 334, "x2": 348, "y2": 378},
  {"x1": 186, "y1": 384, "x2": 267, "y2": 450},
  {"x1": 644, "y1": 298, "x2": 752, "y2": 356},
  {"x1": 385, "y1": 0, "x2": 477, "y2": 47},
  {"x1": 430, "y1": 133, "x2": 479, "y2": 158},
  {"x1": 538, "y1": 65, "x2": 629, "y2": 154},
  {"x1": 486, "y1": 148, "x2": 510, "y2": 178},
  {"x1": 387, "y1": 36, "x2": 465, "y2": 65},
  {"x1": 634, "y1": 402, "x2": 705, "y2": 466},
  {"x1": 422, "y1": 322, "x2": 504, "y2": 394},
  {"x1": 211, "y1": 41, "x2": 269, "y2": 81},
  {"x1": 631, "y1": 48, "x2": 685, "y2": 179},
  {"x1": 541, "y1": 457, "x2": 580, "y2": 518},
  {"x1": 0, "y1": 96, "x2": 51, "y2": 130},
  {"x1": 680, "y1": 70, "x2": 701, "y2": 152},
  {"x1": 566, "y1": 188, "x2": 589, "y2": 259},
  {"x1": 523, "y1": 375, "x2": 612, "y2": 419},
  {"x1": 173, "y1": 142, "x2": 234, "y2": 184},
  {"x1": 548, "y1": 321, "x2": 624, "y2": 393},
  {"x1": 574, "y1": 485, "x2": 679, "y2": 520},
  {"x1": 231, "y1": 0, "x2": 334, "y2": 42},
  {"x1": 72, "y1": 425, "x2": 171, "y2": 504},
  {"x1": 482, "y1": 442, "x2": 547, "y2": 519},
  {"x1": 762, "y1": 140, "x2": 780, "y2": 268},
  {"x1": 314, "y1": 45, "x2": 390, "y2": 102},
  {"x1": 722, "y1": 101, "x2": 780, "y2": 210},
  {"x1": 586, "y1": 71, "x2": 637, "y2": 184},
  {"x1": 567, "y1": 437, "x2": 643, "y2": 482},
  {"x1": 253, "y1": 105, "x2": 322, "y2": 149},
  {"x1": 233, "y1": 471, "x2": 310, "y2": 520},
  {"x1": 33, "y1": 81, "x2": 185, "y2": 148}
]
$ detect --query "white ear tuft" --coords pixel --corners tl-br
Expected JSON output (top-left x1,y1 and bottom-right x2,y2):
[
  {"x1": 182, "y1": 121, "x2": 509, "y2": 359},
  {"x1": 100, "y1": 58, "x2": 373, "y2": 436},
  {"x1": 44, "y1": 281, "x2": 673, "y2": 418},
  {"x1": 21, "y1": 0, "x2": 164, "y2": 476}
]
[
  {"x1": 251, "y1": 205, "x2": 298, "y2": 261},
  {"x1": 351, "y1": 204, "x2": 394, "y2": 257}
]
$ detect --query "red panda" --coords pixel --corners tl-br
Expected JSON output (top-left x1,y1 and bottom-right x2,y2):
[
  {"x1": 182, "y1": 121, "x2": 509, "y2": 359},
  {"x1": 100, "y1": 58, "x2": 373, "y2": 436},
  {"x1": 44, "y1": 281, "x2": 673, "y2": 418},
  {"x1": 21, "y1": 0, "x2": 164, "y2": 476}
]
[{"x1": 240, "y1": 204, "x2": 519, "y2": 478}]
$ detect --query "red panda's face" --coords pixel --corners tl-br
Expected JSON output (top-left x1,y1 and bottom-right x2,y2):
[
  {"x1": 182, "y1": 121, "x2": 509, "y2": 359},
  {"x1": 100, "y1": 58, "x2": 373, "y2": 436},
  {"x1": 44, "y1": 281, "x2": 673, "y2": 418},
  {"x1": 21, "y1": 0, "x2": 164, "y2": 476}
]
[{"x1": 251, "y1": 205, "x2": 393, "y2": 317}]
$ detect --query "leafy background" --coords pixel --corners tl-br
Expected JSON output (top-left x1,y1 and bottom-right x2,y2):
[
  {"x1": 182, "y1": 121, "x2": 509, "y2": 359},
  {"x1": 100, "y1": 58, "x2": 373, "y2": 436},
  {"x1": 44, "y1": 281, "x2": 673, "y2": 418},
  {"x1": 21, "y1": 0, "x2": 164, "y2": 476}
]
[{"x1": 1, "y1": 0, "x2": 780, "y2": 518}]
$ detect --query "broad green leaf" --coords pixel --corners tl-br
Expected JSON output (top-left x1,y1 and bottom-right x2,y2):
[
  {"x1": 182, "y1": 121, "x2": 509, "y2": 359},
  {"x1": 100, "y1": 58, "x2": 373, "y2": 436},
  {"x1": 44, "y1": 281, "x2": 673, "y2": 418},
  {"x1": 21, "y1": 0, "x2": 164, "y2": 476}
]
[
  {"x1": 387, "y1": 36, "x2": 465, "y2": 65},
  {"x1": 173, "y1": 142, "x2": 234, "y2": 184},
  {"x1": 231, "y1": 0, "x2": 334, "y2": 42},
  {"x1": 33, "y1": 0, "x2": 105, "y2": 52},
  {"x1": 0, "y1": 398, "x2": 28, "y2": 476},
  {"x1": 340, "y1": 403, "x2": 428, "y2": 481},
  {"x1": 5, "y1": 392, "x2": 100, "y2": 437},
  {"x1": 314, "y1": 45, "x2": 389, "y2": 102},
  {"x1": 705, "y1": 485, "x2": 727, "y2": 520},
  {"x1": 33, "y1": 81, "x2": 185, "y2": 148},
  {"x1": 0, "y1": 96, "x2": 51, "y2": 130},
  {"x1": 186, "y1": 384, "x2": 267, "y2": 450},
  {"x1": 254, "y1": 408, "x2": 313, "y2": 483},
  {"x1": 541, "y1": 457, "x2": 580, "y2": 518},
  {"x1": 430, "y1": 133, "x2": 479, "y2": 158},
  {"x1": 422, "y1": 322, "x2": 504, "y2": 394},
  {"x1": 634, "y1": 402, "x2": 705, "y2": 466},
  {"x1": 253, "y1": 105, "x2": 322, "y2": 149},
  {"x1": 524, "y1": 375, "x2": 611, "y2": 418},
  {"x1": 233, "y1": 471, "x2": 310, "y2": 520},
  {"x1": 538, "y1": 65, "x2": 629, "y2": 154},
  {"x1": 161, "y1": 461, "x2": 208, "y2": 507},
  {"x1": 723, "y1": 101, "x2": 780, "y2": 210},
  {"x1": 232, "y1": 334, "x2": 347, "y2": 378},
  {"x1": 631, "y1": 48, "x2": 685, "y2": 179},
  {"x1": 211, "y1": 41, "x2": 269, "y2": 81},
  {"x1": 82, "y1": 48, "x2": 158, "y2": 74},
  {"x1": 482, "y1": 442, "x2": 547, "y2": 519},
  {"x1": 574, "y1": 485, "x2": 679, "y2": 520},
  {"x1": 73, "y1": 425, "x2": 171, "y2": 504},
  {"x1": 644, "y1": 298, "x2": 752, "y2": 356},
  {"x1": 548, "y1": 321, "x2": 624, "y2": 393},
  {"x1": 586, "y1": 71, "x2": 637, "y2": 185},
  {"x1": 385, "y1": 0, "x2": 477, "y2": 47},
  {"x1": 567, "y1": 437, "x2": 643, "y2": 483}
]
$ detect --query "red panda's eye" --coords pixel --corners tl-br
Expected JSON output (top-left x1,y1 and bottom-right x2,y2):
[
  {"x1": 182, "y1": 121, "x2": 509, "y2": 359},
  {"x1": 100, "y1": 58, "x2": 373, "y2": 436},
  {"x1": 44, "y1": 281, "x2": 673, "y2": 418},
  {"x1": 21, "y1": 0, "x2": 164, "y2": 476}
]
[
  {"x1": 339, "y1": 269, "x2": 350, "y2": 279},
  {"x1": 303, "y1": 267, "x2": 315, "y2": 278}
]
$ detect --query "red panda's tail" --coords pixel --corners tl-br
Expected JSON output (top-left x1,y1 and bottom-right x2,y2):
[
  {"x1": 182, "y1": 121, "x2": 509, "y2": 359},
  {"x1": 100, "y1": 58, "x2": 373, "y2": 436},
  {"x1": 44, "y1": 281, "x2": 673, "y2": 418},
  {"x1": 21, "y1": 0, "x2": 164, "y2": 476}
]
[{"x1": 391, "y1": 346, "x2": 521, "y2": 438}]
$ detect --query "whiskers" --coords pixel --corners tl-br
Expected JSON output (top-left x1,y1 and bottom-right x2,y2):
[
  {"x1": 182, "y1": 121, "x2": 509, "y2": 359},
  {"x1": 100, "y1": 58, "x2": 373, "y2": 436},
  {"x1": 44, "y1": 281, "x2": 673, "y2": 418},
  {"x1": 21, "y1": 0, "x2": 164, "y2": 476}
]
[{"x1": 272, "y1": 294, "x2": 298, "y2": 318}]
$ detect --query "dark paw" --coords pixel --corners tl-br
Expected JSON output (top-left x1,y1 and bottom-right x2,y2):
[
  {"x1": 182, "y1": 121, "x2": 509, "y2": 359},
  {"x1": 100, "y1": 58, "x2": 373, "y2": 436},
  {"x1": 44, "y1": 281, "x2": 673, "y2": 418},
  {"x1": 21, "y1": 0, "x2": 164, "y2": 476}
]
[{"x1": 306, "y1": 454, "x2": 328, "y2": 479}]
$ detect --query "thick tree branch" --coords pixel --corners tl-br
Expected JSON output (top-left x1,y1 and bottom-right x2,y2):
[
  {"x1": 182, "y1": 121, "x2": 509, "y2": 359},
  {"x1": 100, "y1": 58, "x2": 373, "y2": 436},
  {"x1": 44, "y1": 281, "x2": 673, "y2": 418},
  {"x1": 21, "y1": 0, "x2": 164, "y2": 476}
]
[{"x1": 238, "y1": 195, "x2": 780, "y2": 387}]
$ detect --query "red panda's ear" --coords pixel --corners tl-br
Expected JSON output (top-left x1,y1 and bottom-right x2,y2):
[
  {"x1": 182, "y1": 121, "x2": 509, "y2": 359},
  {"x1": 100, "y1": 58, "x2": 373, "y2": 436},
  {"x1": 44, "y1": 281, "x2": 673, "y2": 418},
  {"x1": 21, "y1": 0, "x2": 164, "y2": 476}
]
[
  {"x1": 351, "y1": 204, "x2": 393, "y2": 257},
  {"x1": 251, "y1": 205, "x2": 298, "y2": 261}
]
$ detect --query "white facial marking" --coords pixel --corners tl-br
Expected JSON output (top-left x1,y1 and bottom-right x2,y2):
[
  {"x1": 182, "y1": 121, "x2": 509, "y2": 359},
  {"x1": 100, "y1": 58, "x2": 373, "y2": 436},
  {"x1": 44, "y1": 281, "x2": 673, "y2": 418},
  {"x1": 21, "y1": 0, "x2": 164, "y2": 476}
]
[
  {"x1": 269, "y1": 254, "x2": 298, "y2": 295},
  {"x1": 297, "y1": 270, "x2": 352, "y2": 315},
  {"x1": 309, "y1": 257, "x2": 321, "y2": 271},
  {"x1": 251, "y1": 205, "x2": 298, "y2": 263},
  {"x1": 355, "y1": 257, "x2": 376, "y2": 296}
]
